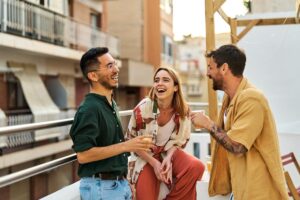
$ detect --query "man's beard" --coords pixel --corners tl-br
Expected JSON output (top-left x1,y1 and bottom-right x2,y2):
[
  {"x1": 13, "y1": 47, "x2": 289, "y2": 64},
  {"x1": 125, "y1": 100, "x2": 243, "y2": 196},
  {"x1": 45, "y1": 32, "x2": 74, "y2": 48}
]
[
  {"x1": 100, "y1": 80, "x2": 118, "y2": 90},
  {"x1": 212, "y1": 79, "x2": 222, "y2": 91}
]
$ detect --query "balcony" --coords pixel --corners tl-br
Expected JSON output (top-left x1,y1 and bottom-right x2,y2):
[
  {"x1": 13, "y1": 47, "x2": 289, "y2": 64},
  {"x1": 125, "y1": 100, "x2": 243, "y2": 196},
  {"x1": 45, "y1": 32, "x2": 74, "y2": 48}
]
[
  {"x1": 0, "y1": 108, "x2": 76, "y2": 154},
  {"x1": 0, "y1": 104, "x2": 299, "y2": 199},
  {"x1": 0, "y1": 104, "x2": 230, "y2": 200},
  {"x1": 0, "y1": 0, "x2": 119, "y2": 56}
]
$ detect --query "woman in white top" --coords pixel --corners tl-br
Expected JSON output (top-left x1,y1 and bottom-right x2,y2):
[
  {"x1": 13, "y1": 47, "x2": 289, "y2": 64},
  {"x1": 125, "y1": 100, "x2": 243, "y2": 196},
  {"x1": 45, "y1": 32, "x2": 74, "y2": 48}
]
[{"x1": 126, "y1": 67, "x2": 205, "y2": 200}]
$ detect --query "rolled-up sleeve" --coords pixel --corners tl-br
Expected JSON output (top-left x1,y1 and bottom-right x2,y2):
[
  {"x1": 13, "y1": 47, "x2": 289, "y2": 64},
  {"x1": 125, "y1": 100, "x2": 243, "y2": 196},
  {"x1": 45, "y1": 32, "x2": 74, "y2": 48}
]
[
  {"x1": 228, "y1": 98, "x2": 264, "y2": 150},
  {"x1": 70, "y1": 109, "x2": 99, "y2": 152}
]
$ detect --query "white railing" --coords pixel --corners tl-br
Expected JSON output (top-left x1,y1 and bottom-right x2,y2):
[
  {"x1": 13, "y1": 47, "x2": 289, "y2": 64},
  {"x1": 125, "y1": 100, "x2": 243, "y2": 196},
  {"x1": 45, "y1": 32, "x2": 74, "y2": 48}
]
[
  {"x1": 4, "y1": 113, "x2": 34, "y2": 148},
  {"x1": 7, "y1": 113, "x2": 33, "y2": 126}
]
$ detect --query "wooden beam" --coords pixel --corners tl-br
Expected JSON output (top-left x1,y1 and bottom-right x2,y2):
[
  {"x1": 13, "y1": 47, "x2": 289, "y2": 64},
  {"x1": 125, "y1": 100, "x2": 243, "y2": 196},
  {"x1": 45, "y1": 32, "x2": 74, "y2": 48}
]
[
  {"x1": 296, "y1": 0, "x2": 300, "y2": 23},
  {"x1": 237, "y1": 17, "x2": 297, "y2": 26},
  {"x1": 217, "y1": 8, "x2": 230, "y2": 24},
  {"x1": 205, "y1": 0, "x2": 218, "y2": 177},
  {"x1": 213, "y1": 0, "x2": 225, "y2": 13},
  {"x1": 236, "y1": 19, "x2": 261, "y2": 42},
  {"x1": 205, "y1": 0, "x2": 218, "y2": 122},
  {"x1": 230, "y1": 18, "x2": 238, "y2": 44}
]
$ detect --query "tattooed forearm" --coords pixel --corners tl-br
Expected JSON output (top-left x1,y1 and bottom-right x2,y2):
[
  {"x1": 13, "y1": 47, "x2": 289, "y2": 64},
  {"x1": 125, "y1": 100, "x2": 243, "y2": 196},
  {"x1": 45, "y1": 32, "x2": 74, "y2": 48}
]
[{"x1": 210, "y1": 123, "x2": 247, "y2": 154}]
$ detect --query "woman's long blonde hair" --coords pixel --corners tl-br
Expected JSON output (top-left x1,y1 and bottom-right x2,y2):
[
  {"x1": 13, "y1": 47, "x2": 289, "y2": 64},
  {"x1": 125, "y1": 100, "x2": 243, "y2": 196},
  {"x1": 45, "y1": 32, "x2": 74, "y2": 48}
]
[{"x1": 148, "y1": 67, "x2": 189, "y2": 119}]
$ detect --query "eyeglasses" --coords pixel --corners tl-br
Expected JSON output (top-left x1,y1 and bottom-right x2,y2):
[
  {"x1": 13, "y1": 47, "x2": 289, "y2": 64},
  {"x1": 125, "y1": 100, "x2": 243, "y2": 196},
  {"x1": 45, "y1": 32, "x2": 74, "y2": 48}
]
[
  {"x1": 88, "y1": 60, "x2": 119, "y2": 73},
  {"x1": 102, "y1": 60, "x2": 119, "y2": 70}
]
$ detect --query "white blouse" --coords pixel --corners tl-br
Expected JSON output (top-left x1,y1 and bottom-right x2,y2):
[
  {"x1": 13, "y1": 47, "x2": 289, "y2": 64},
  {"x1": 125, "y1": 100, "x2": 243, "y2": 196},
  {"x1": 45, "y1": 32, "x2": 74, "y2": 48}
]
[{"x1": 156, "y1": 115, "x2": 175, "y2": 146}]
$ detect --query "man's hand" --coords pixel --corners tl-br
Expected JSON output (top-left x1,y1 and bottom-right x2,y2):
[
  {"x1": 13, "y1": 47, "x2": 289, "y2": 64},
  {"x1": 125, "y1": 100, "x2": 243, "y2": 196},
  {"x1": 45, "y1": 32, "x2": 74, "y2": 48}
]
[
  {"x1": 124, "y1": 135, "x2": 154, "y2": 152},
  {"x1": 76, "y1": 135, "x2": 153, "y2": 164},
  {"x1": 190, "y1": 111, "x2": 213, "y2": 130}
]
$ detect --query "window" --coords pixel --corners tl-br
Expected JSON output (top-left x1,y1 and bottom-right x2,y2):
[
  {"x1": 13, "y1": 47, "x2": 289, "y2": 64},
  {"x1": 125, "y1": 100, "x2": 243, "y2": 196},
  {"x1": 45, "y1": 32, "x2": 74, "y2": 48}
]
[
  {"x1": 90, "y1": 12, "x2": 101, "y2": 29},
  {"x1": 161, "y1": 34, "x2": 173, "y2": 64},
  {"x1": 39, "y1": 0, "x2": 50, "y2": 7},
  {"x1": 193, "y1": 143, "x2": 200, "y2": 158},
  {"x1": 161, "y1": 35, "x2": 173, "y2": 57},
  {"x1": 6, "y1": 74, "x2": 29, "y2": 110}
]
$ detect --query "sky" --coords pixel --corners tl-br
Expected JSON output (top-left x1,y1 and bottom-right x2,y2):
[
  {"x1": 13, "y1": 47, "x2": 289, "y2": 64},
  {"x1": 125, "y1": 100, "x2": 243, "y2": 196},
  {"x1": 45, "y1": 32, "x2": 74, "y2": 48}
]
[{"x1": 173, "y1": 0, "x2": 248, "y2": 40}]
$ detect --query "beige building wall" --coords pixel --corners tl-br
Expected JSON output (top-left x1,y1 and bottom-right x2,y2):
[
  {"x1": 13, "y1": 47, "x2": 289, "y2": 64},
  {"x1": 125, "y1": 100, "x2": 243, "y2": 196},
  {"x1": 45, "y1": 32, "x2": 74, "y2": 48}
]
[
  {"x1": 106, "y1": 0, "x2": 164, "y2": 67},
  {"x1": 106, "y1": 0, "x2": 161, "y2": 102},
  {"x1": 106, "y1": 0, "x2": 144, "y2": 61},
  {"x1": 71, "y1": 0, "x2": 92, "y2": 25}
]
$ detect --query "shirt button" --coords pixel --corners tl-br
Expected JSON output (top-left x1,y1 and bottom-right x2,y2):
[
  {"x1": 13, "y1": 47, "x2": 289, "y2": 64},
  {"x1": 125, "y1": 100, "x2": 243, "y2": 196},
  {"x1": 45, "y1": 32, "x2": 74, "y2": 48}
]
[
  {"x1": 113, "y1": 111, "x2": 116, "y2": 114},
  {"x1": 120, "y1": 139, "x2": 122, "y2": 142},
  {"x1": 117, "y1": 124, "x2": 119, "y2": 127}
]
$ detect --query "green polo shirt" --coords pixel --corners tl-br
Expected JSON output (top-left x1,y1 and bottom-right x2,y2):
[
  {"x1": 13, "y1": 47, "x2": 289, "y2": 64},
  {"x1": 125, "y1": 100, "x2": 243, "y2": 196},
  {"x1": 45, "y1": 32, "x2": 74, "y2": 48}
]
[{"x1": 70, "y1": 93, "x2": 129, "y2": 177}]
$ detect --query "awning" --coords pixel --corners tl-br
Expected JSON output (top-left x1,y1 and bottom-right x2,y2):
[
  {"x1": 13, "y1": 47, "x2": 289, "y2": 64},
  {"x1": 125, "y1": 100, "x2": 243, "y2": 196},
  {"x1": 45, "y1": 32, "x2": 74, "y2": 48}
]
[
  {"x1": 0, "y1": 109, "x2": 6, "y2": 127},
  {"x1": 7, "y1": 62, "x2": 60, "y2": 141},
  {"x1": 119, "y1": 59, "x2": 153, "y2": 87},
  {"x1": 58, "y1": 75, "x2": 75, "y2": 109}
]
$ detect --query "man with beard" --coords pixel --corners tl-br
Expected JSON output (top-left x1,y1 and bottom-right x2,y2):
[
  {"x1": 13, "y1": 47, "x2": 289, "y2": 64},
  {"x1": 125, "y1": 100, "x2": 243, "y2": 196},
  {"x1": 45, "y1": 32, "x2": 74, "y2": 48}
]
[
  {"x1": 191, "y1": 44, "x2": 288, "y2": 200},
  {"x1": 70, "y1": 47, "x2": 153, "y2": 200}
]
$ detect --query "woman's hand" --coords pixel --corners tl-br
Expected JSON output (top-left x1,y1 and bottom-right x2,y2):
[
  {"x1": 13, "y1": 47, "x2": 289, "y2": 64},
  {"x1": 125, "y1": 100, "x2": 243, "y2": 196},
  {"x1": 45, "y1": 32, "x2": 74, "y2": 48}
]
[
  {"x1": 161, "y1": 155, "x2": 173, "y2": 184},
  {"x1": 161, "y1": 154, "x2": 172, "y2": 175},
  {"x1": 151, "y1": 159, "x2": 165, "y2": 181}
]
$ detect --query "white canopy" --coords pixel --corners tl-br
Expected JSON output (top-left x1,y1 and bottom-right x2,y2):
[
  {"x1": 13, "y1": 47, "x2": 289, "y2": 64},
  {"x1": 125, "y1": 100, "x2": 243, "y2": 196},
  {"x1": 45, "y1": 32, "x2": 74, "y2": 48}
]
[{"x1": 8, "y1": 61, "x2": 60, "y2": 141}]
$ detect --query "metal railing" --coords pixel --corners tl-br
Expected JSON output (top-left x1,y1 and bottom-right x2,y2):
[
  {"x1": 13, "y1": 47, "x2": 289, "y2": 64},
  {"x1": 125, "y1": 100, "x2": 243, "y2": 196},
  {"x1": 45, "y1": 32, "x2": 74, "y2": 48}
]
[
  {"x1": 0, "y1": 103, "x2": 209, "y2": 188},
  {"x1": 5, "y1": 113, "x2": 34, "y2": 147},
  {"x1": 0, "y1": 154, "x2": 77, "y2": 188},
  {"x1": 0, "y1": 0, "x2": 119, "y2": 55}
]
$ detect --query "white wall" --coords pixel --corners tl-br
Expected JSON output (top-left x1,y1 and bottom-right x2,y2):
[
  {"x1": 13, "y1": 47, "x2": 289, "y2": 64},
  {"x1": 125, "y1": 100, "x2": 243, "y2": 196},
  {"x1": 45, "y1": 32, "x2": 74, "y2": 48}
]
[
  {"x1": 238, "y1": 24, "x2": 300, "y2": 135},
  {"x1": 251, "y1": 0, "x2": 295, "y2": 13}
]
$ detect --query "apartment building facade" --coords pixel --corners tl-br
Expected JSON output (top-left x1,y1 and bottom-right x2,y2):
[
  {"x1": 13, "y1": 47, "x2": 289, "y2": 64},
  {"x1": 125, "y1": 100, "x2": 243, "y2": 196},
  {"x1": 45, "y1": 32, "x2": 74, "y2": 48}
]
[
  {"x1": 175, "y1": 33, "x2": 231, "y2": 105},
  {"x1": 106, "y1": 0, "x2": 175, "y2": 112},
  {"x1": 0, "y1": 0, "x2": 120, "y2": 199}
]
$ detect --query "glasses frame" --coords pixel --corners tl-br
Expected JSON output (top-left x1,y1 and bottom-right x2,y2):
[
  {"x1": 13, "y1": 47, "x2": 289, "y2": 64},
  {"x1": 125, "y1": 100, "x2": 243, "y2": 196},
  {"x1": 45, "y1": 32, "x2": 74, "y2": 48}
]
[{"x1": 88, "y1": 60, "x2": 119, "y2": 73}]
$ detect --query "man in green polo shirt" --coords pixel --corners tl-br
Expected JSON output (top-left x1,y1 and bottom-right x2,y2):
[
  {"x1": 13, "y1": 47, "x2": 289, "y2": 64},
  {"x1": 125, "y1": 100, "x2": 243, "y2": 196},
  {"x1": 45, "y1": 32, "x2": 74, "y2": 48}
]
[
  {"x1": 70, "y1": 47, "x2": 153, "y2": 200},
  {"x1": 191, "y1": 44, "x2": 288, "y2": 200}
]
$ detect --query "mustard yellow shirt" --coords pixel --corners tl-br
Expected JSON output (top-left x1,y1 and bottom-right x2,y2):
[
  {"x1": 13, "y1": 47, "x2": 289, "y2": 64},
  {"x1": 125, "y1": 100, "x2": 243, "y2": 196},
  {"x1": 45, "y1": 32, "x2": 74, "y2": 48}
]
[{"x1": 209, "y1": 78, "x2": 289, "y2": 200}]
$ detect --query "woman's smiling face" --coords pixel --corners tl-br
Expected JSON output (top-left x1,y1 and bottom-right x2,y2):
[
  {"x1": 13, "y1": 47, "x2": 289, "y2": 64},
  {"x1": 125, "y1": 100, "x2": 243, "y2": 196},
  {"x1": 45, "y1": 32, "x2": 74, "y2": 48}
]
[{"x1": 153, "y1": 69, "x2": 178, "y2": 101}]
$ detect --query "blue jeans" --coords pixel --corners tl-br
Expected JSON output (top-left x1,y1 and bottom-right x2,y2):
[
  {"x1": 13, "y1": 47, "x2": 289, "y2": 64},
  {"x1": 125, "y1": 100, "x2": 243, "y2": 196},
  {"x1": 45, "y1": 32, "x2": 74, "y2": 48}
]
[{"x1": 80, "y1": 177, "x2": 132, "y2": 200}]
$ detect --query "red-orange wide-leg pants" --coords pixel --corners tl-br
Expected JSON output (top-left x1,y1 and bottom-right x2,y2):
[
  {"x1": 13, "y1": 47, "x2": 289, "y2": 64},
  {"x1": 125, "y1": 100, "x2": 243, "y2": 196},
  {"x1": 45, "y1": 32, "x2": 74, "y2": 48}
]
[{"x1": 135, "y1": 149, "x2": 205, "y2": 200}]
